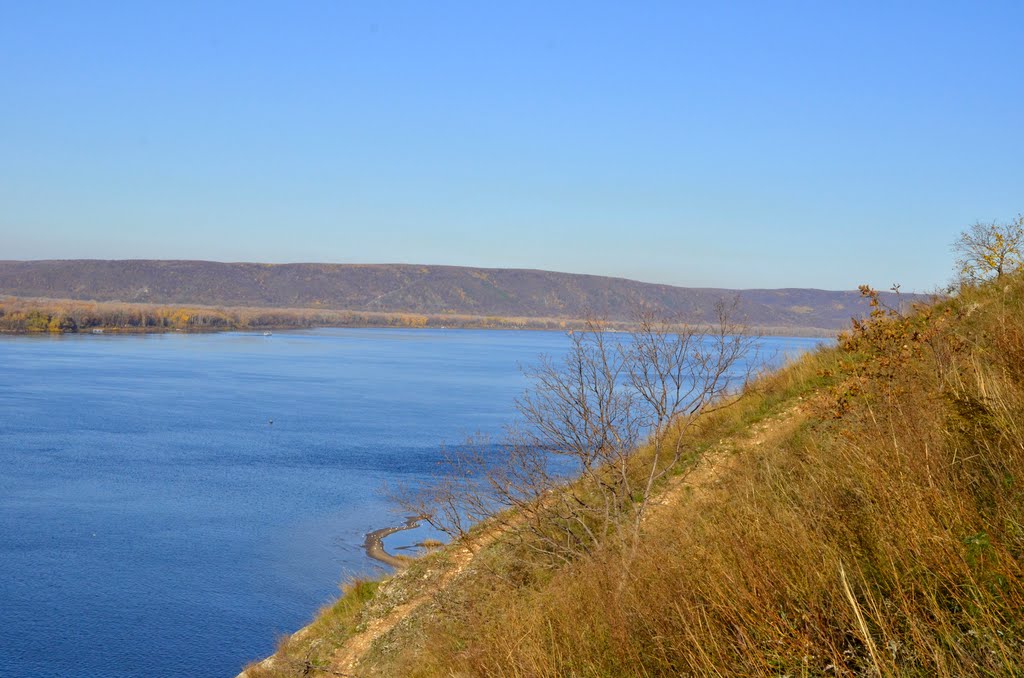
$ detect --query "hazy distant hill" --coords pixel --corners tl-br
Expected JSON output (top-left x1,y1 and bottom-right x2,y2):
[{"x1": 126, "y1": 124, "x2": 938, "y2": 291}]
[{"x1": 0, "y1": 260, "x2": 921, "y2": 331}]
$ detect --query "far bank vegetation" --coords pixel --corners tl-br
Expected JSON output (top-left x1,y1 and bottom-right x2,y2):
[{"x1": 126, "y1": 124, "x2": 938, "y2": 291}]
[
  {"x1": 0, "y1": 296, "x2": 837, "y2": 337},
  {"x1": 0, "y1": 297, "x2": 581, "y2": 334}
]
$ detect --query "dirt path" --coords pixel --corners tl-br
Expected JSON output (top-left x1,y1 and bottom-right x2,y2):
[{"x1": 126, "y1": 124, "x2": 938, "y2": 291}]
[
  {"x1": 330, "y1": 525, "x2": 501, "y2": 676},
  {"x1": 328, "y1": 407, "x2": 809, "y2": 676},
  {"x1": 242, "y1": 403, "x2": 810, "y2": 678},
  {"x1": 653, "y1": 403, "x2": 807, "y2": 513}
]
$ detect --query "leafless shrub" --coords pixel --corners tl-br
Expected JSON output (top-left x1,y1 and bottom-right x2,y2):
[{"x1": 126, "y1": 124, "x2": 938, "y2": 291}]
[{"x1": 398, "y1": 301, "x2": 757, "y2": 564}]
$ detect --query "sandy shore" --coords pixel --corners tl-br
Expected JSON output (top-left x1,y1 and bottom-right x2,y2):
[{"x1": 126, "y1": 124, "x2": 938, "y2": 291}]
[{"x1": 363, "y1": 515, "x2": 424, "y2": 569}]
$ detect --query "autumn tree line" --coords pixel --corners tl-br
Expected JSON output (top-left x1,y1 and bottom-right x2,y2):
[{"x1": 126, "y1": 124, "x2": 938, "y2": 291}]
[{"x1": 0, "y1": 297, "x2": 593, "y2": 334}]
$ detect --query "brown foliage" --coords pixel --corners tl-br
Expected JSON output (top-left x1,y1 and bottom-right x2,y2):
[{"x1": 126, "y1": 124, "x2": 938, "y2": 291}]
[{"x1": 0, "y1": 297, "x2": 611, "y2": 334}]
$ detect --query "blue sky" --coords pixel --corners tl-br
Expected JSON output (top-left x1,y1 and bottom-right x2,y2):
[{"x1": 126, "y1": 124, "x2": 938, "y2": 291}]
[{"x1": 2, "y1": 2, "x2": 1021, "y2": 291}]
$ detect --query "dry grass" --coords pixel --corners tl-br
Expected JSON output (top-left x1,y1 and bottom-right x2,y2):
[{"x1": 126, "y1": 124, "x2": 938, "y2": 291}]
[
  {"x1": 241, "y1": 579, "x2": 379, "y2": 678},
  {"x1": 246, "y1": 274, "x2": 1024, "y2": 677},
  {"x1": 362, "y1": 276, "x2": 1024, "y2": 676}
]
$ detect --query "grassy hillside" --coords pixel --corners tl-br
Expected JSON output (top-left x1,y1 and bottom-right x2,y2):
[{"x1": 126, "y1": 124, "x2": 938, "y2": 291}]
[
  {"x1": 0, "y1": 260, "x2": 918, "y2": 331},
  {"x1": 243, "y1": 273, "x2": 1024, "y2": 677}
]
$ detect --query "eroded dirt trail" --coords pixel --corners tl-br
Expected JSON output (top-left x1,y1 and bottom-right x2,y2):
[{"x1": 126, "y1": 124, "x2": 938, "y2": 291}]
[
  {"x1": 651, "y1": 403, "x2": 807, "y2": 514},
  {"x1": 331, "y1": 407, "x2": 808, "y2": 675},
  {"x1": 330, "y1": 525, "x2": 502, "y2": 676}
]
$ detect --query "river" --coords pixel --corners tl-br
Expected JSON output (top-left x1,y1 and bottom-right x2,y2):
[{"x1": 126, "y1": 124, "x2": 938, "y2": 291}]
[{"x1": 0, "y1": 328, "x2": 826, "y2": 677}]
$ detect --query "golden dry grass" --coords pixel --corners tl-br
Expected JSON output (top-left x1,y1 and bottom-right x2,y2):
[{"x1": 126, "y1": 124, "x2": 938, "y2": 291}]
[
  {"x1": 245, "y1": 274, "x2": 1024, "y2": 677},
  {"x1": 364, "y1": 277, "x2": 1024, "y2": 676}
]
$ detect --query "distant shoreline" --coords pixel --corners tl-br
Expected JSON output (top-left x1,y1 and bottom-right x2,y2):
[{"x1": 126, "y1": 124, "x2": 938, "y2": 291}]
[
  {"x1": 0, "y1": 324, "x2": 838, "y2": 338},
  {"x1": 0, "y1": 296, "x2": 841, "y2": 338}
]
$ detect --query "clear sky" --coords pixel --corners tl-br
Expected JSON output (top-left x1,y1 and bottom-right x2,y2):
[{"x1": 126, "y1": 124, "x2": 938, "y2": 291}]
[{"x1": 2, "y1": 2, "x2": 1021, "y2": 291}]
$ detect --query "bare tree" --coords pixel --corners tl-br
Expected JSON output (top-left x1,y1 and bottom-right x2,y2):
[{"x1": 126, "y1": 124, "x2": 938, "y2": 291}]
[
  {"x1": 953, "y1": 215, "x2": 1024, "y2": 285},
  {"x1": 396, "y1": 302, "x2": 757, "y2": 565},
  {"x1": 386, "y1": 439, "x2": 492, "y2": 547}
]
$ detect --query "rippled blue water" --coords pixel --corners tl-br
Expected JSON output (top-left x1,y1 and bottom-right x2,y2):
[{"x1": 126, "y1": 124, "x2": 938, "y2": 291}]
[{"x1": 0, "y1": 329, "x2": 826, "y2": 677}]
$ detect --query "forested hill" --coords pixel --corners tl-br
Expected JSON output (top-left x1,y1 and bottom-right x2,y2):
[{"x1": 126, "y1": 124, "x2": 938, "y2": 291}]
[{"x1": 0, "y1": 259, "x2": 918, "y2": 331}]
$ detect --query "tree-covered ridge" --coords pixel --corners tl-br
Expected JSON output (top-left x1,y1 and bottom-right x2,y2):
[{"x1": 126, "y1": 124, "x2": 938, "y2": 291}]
[{"x1": 0, "y1": 260, "x2": 920, "y2": 332}]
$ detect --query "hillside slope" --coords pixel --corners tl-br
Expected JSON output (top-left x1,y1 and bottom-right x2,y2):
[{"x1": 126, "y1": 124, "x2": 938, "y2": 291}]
[
  {"x1": 0, "y1": 259, "x2": 916, "y2": 330},
  {"x1": 241, "y1": 275, "x2": 1024, "y2": 677}
]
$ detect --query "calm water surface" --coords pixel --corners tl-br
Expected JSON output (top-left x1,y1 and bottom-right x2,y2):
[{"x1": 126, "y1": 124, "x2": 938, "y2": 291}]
[{"x1": 0, "y1": 329, "x2": 826, "y2": 677}]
